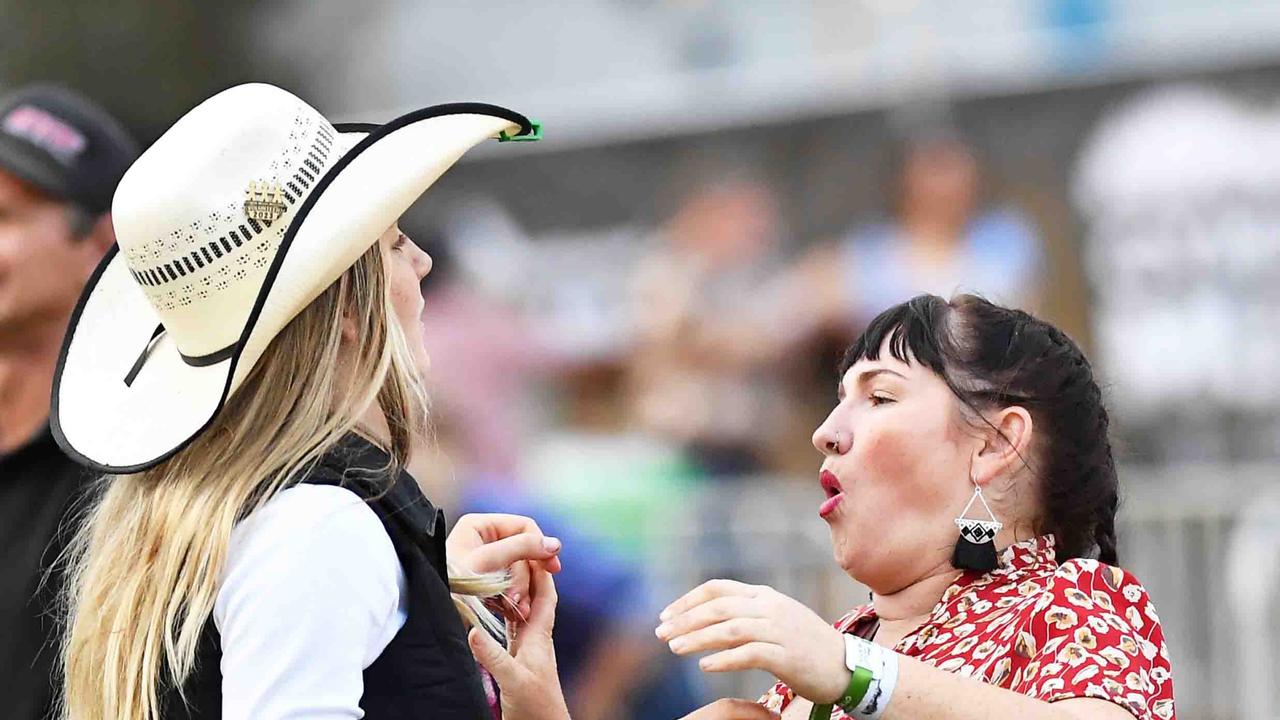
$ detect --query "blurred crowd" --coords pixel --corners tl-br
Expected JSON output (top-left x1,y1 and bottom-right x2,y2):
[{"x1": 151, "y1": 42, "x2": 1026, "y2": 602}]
[{"x1": 417, "y1": 125, "x2": 1045, "y2": 480}]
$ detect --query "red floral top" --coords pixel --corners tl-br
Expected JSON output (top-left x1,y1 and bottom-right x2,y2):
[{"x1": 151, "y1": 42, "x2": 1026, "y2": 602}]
[{"x1": 760, "y1": 536, "x2": 1176, "y2": 720}]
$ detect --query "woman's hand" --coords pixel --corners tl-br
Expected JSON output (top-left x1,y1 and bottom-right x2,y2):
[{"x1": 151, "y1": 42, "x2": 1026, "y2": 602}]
[
  {"x1": 469, "y1": 562, "x2": 571, "y2": 720},
  {"x1": 656, "y1": 579, "x2": 849, "y2": 704},
  {"x1": 447, "y1": 513, "x2": 563, "y2": 619},
  {"x1": 679, "y1": 699, "x2": 780, "y2": 720}
]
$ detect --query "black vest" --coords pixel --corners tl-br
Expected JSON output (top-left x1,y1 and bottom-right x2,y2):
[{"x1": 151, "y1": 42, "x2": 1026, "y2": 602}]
[{"x1": 162, "y1": 434, "x2": 490, "y2": 719}]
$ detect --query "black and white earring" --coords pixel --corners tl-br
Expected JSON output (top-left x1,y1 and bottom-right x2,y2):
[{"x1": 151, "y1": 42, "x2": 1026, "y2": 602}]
[{"x1": 952, "y1": 484, "x2": 1002, "y2": 572}]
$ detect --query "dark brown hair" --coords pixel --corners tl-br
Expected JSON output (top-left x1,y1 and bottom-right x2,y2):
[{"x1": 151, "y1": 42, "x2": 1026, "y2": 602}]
[{"x1": 841, "y1": 294, "x2": 1119, "y2": 564}]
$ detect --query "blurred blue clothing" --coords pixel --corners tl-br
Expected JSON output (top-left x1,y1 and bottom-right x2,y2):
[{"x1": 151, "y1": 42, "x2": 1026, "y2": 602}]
[
  {"x1": 460, "y1": 478, "x2": 704, "y2": 719},
  {"x1": 460, "y1": 478, "x2": 648, "y2": 669},
  {"x1": 842, "y1": 207, "x2": 1043, "y2": 317}
]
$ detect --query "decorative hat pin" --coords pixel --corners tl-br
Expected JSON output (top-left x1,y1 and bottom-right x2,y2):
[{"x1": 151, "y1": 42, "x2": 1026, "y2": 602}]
[{"x1": 244, "y1": 180, "x2": 286, "y2": 223}]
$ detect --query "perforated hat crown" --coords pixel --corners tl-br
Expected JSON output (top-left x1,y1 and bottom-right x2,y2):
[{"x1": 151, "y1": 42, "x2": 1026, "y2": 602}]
[{"x1": 112, "y1": 86, "x2": 348, "y2": 362}]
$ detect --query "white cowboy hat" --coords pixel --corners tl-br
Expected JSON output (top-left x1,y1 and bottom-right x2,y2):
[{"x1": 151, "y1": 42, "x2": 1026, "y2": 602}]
[{"x1": 50, "y1": 83, "x2": 539, "y2": 473}]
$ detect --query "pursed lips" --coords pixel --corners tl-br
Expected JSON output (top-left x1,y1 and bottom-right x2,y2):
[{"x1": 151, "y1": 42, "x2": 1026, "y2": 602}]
[
  {"x1": 819, "y1": 469, "x2": 845, "y2": 518},
  {"x1": 821, "y1": 469, "x2": 843, "y2": 496}
]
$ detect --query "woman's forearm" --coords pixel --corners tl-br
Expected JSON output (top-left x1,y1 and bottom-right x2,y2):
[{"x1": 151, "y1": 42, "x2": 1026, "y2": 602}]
[
  {"x1": 884, "y1": 657, "x2": 1125, "y2": 720},
  {"x1": 884, "y1": 656, "x2": 1057, "y2": 719}
]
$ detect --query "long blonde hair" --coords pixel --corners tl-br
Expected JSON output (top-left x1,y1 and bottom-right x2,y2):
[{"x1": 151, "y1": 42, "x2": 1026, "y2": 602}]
[{"x1": 58, "y1": 243, "x2": 505, "y2": 720}]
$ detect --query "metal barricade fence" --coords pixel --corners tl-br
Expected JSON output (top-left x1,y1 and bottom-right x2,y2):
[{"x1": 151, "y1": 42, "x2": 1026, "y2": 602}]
[{"x1": 630, "y1": 464, "x2": 1280, "y2": 720}]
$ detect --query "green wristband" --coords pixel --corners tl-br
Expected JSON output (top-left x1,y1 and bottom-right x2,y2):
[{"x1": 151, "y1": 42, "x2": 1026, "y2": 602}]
[
  {"x1": 839, "y1": 666, "x2": 875, "y2": 710},
  {"x1": 808, "y1": 665, "x2": 874, "y2": 720}
]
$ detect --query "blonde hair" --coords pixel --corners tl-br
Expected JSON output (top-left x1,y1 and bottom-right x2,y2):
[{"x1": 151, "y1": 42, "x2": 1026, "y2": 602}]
[{"x1": 58, "y1": 243, "x2": 506, "y2": 720}]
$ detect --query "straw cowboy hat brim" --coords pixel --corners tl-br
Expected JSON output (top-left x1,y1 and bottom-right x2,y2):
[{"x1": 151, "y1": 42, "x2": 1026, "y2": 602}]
[{"x1": 51, "y1": 84, "x2": 537, "y2": 473}]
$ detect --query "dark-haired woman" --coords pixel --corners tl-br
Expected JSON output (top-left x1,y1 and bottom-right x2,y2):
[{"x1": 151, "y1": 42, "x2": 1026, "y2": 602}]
[{"x1": 657, "y1": 295, "x2": 1176, "y2": 720}]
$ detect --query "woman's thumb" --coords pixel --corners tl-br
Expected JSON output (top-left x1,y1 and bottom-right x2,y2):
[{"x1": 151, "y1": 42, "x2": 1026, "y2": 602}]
[{"x1": 468, "y1": 628, "x2": 519, "y2": 684}]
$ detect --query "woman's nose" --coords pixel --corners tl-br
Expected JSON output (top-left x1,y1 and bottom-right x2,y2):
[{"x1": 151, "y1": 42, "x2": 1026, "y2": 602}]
[
  {"x1": 812, "y1": 414, "x2": 848, "y2": 456},
  {"x1": 417, "y1": 248, "x2": 433, "y2": 280}
]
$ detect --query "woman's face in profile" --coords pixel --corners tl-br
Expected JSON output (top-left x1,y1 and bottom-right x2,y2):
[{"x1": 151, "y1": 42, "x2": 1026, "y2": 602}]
[
  {"x1": 811, "y1": 340, "x2": 978, "y2": 593},
  {"x1": 379, "y1": 224, "x2": 433, "y2": 378}
]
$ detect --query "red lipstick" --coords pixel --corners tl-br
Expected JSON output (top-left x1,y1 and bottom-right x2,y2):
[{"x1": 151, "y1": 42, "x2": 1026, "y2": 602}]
[{"x1": 819, "y1": 470, "x2": 844, "y2": 518}]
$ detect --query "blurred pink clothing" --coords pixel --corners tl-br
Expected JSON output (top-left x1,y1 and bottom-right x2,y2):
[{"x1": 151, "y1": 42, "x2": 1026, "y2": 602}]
[{"x1": 420, "y1": 284, "x2": 551, "y2": 477}]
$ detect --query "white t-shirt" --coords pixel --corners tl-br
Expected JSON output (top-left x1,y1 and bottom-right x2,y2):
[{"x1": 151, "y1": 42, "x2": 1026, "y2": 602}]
[{"x1": 213, "y1": 484, "x2": 409, "y2": 719}]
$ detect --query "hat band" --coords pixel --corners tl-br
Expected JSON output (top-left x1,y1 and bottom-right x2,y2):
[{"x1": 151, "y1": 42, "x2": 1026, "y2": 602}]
[{"x1": 123, "y1": 324, "x2": 235, "y2": 387}]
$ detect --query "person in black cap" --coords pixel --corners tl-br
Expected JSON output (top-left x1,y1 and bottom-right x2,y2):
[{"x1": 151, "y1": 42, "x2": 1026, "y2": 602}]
[{"x1": 0, "y1": 83, "x2": 138, "y2": 720}]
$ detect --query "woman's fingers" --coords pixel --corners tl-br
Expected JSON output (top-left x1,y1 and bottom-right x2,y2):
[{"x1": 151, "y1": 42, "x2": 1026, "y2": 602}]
[
  {"x1": 460, "y1": 528, "x2": 563, "y2": 575},
  {"x1": 660, "y1": 579, "x2": 760, "y2": 622},
  {"x1": 468, "y1": 627, "x2": 525, "y2": 687},
  {"x1": 543, "y1": 553, "x2": 563, "y2": 574},
  {"x1": 666, "y1": 617, "x2": 776, "y2": 656},
  {"x1": 656, "y1": 595, "x2": 762, "y2": 642},
  {"x1": 470, "y1": 561, "x2": 572, "y2": 720},
  {"x1": 448, "y1": 513, "x2": 563, "y2": 620},
  {"x1": 457, "y1": 513, "x2": 545, "y2": 543},
  {"x1": 449, "y1": 513, "x2": 564, "y2": 573},
  {"x1": 662, "y1": 584, "x2": 849, "y2": 704},
  {"x1": 697, "y1": 642, "x2": 786, "y2": 673},
  {"x1": 679, "y1": 698, "x2": 780, "y2": 720},
  {"x1": 506, "y1": 560, "x2": 532, "y2": 620},
  {"x1": 524, "y1": 562, "x2": 559, "y2": 637}
]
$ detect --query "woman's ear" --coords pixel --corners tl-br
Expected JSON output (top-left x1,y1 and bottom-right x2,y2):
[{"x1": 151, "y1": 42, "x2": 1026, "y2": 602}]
[
  {"x1": 340, "y1": 313, "x2": 359, "y2": 344},
  {"x1": 971, "y1": 405, "x2": 1034, "y2": 487}
]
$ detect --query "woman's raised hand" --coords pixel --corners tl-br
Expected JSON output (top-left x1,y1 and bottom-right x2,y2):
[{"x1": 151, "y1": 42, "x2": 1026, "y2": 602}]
[
  {"x1": 468, "y1": 562, "x2": 571, "y2": 720},
  {"x1": 657, "y1": 579, "x2": 849, "y2": 704},
  {"x1": 447, "y1": 513, "x2": 563, "y2": 619}
]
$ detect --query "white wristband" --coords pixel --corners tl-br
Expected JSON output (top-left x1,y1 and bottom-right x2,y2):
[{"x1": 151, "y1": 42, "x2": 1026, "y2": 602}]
[
  {"x1": 853, "y1": 648, "x2": 897, "y2": 720},
  {"x1": 841, "y1": 635, "x2": 899, "y2": 720}
]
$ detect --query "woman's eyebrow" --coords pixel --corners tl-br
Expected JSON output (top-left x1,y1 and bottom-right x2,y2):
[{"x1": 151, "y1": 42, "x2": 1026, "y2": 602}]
[
  {"x1": 839, "y1": 367, "x2": 906, "y2": 398},
  {"x1": 855, "y1": 368, "x2": 907, "y2": 386}
]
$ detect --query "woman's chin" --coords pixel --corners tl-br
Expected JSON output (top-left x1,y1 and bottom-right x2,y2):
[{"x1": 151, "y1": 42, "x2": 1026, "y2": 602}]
[{"x1": 828, "y1": 524, "x2": 863, "y2": 574}]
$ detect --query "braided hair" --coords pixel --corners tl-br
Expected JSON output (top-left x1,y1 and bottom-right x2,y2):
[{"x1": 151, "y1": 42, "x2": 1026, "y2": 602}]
[{"x1": 841, "y1": 294, "x2": 1120, "y2": 564}]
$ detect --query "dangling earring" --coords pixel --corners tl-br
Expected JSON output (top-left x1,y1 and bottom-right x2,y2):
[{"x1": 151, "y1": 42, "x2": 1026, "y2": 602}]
[{"x1": 952, "y1": 483, "x2": 1002, "y2": 572}]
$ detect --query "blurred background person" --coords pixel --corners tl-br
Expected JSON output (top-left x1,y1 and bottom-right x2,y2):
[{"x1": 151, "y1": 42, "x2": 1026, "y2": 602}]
[
  {"x1": 414, "y1": 224, "x2": 703, "y2": 720},
  {"x1": 627, "y1": 171, "x2": 790, "y2": 477},
  {"x1": 822, "y1": 124, "x2": 1045, "y2": 329},
  {"x1": 0, "y1": 84, "x2": 136, "y2": 720},
  {"x1": 415, "y1": 223, "x2": 553, "y2": 486},
  {"x1": 747, "y1": 124, "x2": 1048, "y2": 475}
]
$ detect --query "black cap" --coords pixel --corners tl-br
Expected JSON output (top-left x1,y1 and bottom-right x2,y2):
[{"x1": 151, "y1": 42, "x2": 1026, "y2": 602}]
[{"x1": 0, "y1": 84, "x2": 138, "y2": 214}]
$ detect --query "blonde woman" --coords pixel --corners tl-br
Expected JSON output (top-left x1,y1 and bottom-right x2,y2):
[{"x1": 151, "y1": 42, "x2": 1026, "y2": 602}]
[{"x1": 51, "y1": 84, "x2": 570, "y2": 720}]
